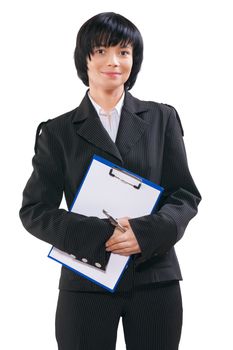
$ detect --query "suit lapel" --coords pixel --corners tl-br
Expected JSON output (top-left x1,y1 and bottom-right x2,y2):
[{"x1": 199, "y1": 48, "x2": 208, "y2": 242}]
[
  {"x1": 72, "y1": 90, "x2": 149, "y2": 163},
  {"x1": 72, "y1": 91, "x2": 123, "y2": 162},
  {"x1": 115, "y1": 92, "x2": 149, "y2": 157}
]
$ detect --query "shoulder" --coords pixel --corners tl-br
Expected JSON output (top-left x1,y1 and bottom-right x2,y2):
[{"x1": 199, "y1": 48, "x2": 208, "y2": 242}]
[
  {"x1": 35, "y1": 105, "x2": 79, "y2": 141},
  {"x1": 39, "y1": 107, "x2": 78, "y2": 132},
  {"x1": 128, "y1": 92, "x2": 177, "y2": 116},
  {"x1": 130, "y1": 94, "x2": 184, "y2": 136},
  {"x1": 135, "y1": 95, "x2": 177, "y2": 116},
  {"x1": 34, "y1": 106, "x2": 78, "y2": 153}
]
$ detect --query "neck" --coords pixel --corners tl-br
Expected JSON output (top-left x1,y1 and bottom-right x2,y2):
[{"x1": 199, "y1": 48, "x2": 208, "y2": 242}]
[{"x1": 88, "y1": 86, "x2": 124, "y2": 112}]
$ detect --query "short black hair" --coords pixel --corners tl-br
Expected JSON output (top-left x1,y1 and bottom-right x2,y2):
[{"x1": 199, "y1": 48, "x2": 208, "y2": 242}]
[{"x1": 74, "y1": 12, "x2": 143, "y2": 90}]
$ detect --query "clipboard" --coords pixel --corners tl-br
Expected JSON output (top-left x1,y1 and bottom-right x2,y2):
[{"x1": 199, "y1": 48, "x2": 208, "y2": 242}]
[{"x1": 48, "y1": 155, "x2": 164, "y2": 292}]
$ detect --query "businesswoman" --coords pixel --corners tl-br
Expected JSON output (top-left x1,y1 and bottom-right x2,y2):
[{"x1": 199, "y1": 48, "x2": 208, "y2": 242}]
[{"x1": 19, "y1": 12, "x2": 201, "y2": 350}]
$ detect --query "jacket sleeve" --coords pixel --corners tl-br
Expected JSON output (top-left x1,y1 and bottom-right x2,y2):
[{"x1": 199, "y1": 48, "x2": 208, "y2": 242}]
[
  {"x1": 129, "y1": 106, "x2": 202, "y2": 266},
  {"x1": 19, "y1": 122, "x2": 114, "y2": 271}
]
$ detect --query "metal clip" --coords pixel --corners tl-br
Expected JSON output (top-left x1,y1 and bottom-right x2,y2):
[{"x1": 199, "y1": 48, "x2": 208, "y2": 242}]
[{"x1": 109, "y1": 167, "x2": 142, "y2": 189}]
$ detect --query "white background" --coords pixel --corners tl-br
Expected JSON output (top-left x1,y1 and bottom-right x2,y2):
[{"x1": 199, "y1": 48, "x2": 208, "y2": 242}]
[{"x1": 1, "y1": 0, "x2": 232, "y2": 349}]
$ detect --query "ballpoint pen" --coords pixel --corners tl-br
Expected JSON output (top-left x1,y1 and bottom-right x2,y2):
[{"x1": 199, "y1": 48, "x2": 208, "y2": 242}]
[{"x1": 102, "y1": 209, "x2": 126, "y2": 233}]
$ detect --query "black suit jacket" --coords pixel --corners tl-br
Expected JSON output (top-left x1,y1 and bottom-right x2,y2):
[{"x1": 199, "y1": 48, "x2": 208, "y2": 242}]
[{"x1": 19, "y1": 90, "x2": 201, "y2": 292}]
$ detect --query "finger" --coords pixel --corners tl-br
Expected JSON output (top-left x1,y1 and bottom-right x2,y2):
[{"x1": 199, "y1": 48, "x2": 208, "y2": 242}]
[
  {"x1": 117, "y1": 218, "x2": 130, "y2": 227},
  {"x1": 109, "y1": 241, "x2": 141, "y2": 252},
  {"x1": 110, "y1": 226, "x2": 126, "y2": 238},
  {"x1": 105, "y1": 233, "x2": 120, "y2": 246},
  {"x1": 106, "y1": 241, "x2": 130, "y2": 250},
  {"x1": 106, "y1": 233, "x2": 128, "y2": 247},
  {"x1": 113, "y1": 246, "x2": 141, "y2": 255}
]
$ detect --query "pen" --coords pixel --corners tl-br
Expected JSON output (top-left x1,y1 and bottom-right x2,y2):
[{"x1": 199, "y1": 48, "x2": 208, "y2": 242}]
[{"x1": 102, "y1": 209, "x2": 126, "y2": 232}]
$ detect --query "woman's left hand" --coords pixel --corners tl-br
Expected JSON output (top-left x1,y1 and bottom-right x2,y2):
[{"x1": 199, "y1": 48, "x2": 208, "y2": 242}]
[{"x1": 105, "y1": 217, "x2": 142, "y2": 256}]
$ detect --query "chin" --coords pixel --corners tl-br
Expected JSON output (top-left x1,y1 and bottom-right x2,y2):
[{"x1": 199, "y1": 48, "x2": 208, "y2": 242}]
[{"x1": 100, "y1": 83, "x2": 124, "y2": 91}]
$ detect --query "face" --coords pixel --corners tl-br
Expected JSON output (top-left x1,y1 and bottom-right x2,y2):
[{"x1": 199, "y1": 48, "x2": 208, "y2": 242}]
[{"x1": 87, "y1": 43, "x2": 133, "y2": 92}]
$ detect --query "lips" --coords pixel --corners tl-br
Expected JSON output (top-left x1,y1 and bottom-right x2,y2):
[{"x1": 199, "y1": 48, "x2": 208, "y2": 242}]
[{"x1": 101, "y1": 72, "x2": 122, "y2": 76}]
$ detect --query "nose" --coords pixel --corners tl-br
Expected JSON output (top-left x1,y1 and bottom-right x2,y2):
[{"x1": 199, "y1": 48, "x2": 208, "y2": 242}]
[{"x1": 107, "y1": 53, "x2": 119, "y2": 67}]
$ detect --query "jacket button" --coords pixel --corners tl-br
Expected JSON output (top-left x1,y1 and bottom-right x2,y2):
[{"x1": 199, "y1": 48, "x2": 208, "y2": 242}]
[
  {"x1": 95, "y1": 262, "x2": 102, "y2": 268},
  {"x1": 81, "y1": 258, "x2": 88, "y2": 263}
]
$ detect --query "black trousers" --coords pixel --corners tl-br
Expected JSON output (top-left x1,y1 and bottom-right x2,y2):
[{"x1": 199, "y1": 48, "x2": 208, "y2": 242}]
[{"x1": 55, "y1": 281, "x2": 183, "y2": 350}]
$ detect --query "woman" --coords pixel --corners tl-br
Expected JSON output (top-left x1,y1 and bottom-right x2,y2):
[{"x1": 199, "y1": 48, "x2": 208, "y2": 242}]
[{"x1": 19, "y1": 12, "x2": 201, "y2": 350}]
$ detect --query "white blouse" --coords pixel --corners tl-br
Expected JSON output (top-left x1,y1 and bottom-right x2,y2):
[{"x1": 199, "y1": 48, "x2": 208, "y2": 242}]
[{"x1": 88, "y1": 92, "x2": 125, "y2": 142}]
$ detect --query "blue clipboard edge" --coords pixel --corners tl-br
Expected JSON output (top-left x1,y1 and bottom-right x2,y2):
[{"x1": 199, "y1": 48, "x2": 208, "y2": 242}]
[
  {"x1": 48, "y1": 154, "x2": 164, "y2": 292},
  {"x1": 48, "y1": 245, "x2": 131, "y2": 293}
]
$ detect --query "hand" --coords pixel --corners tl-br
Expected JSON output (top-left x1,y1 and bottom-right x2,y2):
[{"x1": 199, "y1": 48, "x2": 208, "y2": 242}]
[{"x1": 105, "y1": 217, "x2": 142, "y2": 256}]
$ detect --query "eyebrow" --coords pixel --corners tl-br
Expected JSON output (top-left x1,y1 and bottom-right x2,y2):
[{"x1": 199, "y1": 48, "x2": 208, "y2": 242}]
[
  {"x1": 120, "y1": 44, "x2": 132, "y2": 48},
  {"x1": 94, "y1": 44, "x2": 132, "y2": 49}
]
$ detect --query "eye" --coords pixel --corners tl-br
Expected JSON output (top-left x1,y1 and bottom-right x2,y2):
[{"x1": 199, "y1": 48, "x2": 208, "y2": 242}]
[
  {"x1": 120, "y1": 50, "x2": 131, "y2": 56},
  {"x1": 94, "y1": 48, "x2": 106, "y2": 55}
]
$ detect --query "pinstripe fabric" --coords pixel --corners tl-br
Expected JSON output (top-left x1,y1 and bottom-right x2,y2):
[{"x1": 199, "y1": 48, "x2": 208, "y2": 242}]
[
  {"x1": 55, "y1": 281, "x2": 182, "y2": 350},
  {"x1": 19, "y1": 89, "x2": 201, "y2": 292}
]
